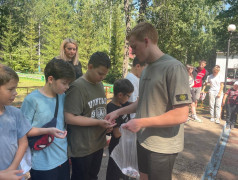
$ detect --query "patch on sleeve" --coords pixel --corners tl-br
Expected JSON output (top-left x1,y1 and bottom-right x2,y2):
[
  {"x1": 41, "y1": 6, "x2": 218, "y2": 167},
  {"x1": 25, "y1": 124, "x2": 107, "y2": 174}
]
[{"x1": 176, "y1": 94, "x2": 188, "y2": 101}]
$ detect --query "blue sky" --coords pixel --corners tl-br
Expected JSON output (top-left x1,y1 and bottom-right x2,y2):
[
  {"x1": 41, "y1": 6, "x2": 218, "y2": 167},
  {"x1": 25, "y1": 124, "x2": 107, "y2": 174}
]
[{"x1": 225, "y1": 3, "x2": 230, "y2": 10}]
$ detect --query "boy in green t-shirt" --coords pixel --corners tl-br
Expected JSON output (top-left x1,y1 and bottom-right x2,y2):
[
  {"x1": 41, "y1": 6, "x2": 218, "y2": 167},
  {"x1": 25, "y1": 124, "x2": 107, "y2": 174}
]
[{"x1": 64, "y1": 52, "x2": 115, "y2": 180}]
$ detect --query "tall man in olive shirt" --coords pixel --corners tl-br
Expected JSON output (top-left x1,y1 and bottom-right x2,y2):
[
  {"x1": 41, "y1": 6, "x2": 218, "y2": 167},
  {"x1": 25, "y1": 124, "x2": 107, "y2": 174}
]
[{"x1": 106, "y1": 22, "x2": 192, "y2": 180}]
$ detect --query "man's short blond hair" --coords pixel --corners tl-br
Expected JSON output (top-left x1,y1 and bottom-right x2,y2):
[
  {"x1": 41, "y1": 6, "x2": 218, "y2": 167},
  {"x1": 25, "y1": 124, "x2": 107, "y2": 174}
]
[{"x1": 127, "y1": 22, "x2": 158, "y2": 44}]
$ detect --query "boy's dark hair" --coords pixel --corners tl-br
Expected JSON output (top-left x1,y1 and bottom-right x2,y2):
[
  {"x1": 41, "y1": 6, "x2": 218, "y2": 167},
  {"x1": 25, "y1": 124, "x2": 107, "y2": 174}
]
[
  {"x1": 88, "y1": 52, "x2": 111, "y2": 69},
  {"x1": 113, "y1": 79, "x2": 134, "y2": 96},
  {"x1": 44, "y1": 59, "x2": 76, "y2": 82},
  {"x1": 132, "y1": 57, "x2": 146, "y2": 67},
  {"x1": 0, "y1": 64, "x2": 19, "y2": 86}
]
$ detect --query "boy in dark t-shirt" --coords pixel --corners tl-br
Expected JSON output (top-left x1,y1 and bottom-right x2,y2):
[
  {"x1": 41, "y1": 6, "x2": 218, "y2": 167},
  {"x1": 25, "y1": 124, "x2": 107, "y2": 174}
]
[{"x1": 106, "y1": 79, "x2": 134, "y2": 180}]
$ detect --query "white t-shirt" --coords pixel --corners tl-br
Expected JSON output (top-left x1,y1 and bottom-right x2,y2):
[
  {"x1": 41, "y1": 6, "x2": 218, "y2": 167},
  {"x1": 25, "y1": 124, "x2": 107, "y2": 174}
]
[
  {"x1": 206, "y1": 73, "x2": 223, "y2": 93},
  {"x1": 125, "y1": 72, "x2": 139, "y2": 119}
]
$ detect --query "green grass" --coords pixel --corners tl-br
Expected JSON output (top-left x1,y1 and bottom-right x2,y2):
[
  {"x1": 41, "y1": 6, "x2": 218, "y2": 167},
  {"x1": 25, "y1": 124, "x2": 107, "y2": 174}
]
[
  {"x1": 18, "y1": 77, "x2": 45, "y2": 87},
  {"x1": 13, "y1": 77, "x2": 45, "y2": 107},
  {"x1": 13, "y1": 77, "x2": 114, "y2": 107}
]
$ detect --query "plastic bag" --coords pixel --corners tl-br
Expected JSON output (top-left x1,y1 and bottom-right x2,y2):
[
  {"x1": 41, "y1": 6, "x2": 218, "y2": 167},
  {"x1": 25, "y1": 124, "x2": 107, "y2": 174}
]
[
  {"x1": 111, "y1": 126, "x2": 140, "y2": 179},
  {"x1": 20, "y1": 147, "x2": 31, "y2": 174}
]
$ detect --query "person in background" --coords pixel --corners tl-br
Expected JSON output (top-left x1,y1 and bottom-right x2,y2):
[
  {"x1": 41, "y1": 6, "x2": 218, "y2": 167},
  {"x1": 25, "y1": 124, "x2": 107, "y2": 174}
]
[
  {"x1": 222, "y1": 81, "x2": 238, "y2": 129},
  {"x1": 21, "y1": 59, "x2": 76, "y2": 180},
  {"x1": 106, "y1": 79, "x2": 134, "y2": 180},
  {"x1": 202, "y1": 65, "x2": 224, "y2": 124},
  {"x1": 186, "y1": 64, "x2": 196, "y2": 121},
  {"x1": 54, "y1": 38, "x2": 83, "y2": 79},
  {"x1": 192, "y1": 60, "x2": 209, "y2": 122},
  {"x1": 125, "y1": 57, "x2": 146, "y2": 119},
  {"x1": 106, "y1": 22, "x2": 191, "y2": 180}
]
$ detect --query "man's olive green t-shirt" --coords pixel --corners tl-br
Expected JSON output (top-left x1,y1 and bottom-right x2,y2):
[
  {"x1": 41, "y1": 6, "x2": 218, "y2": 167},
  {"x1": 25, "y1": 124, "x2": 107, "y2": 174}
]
[
  {"x1": 64, "y1": 78, "x2": 107, "y2": 157},
  {"x1": 136, "y1": 54, "x2": 192, "y2": 154}
]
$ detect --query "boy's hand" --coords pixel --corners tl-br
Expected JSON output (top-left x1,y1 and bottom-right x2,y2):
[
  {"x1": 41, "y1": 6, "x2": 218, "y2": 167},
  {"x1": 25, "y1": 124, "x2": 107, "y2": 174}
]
[
  {"x1": 0, "y1": 169, "x2": 23, "y2": 180},
  {"x1": 105, "y1": 111, "x2": 118, "y2": 124},
  {"x1": 48, "y1": 128, "x2": 67, "y2": 139},
  {"x1": 98, "y1": 120, "x2": 116, "y2": 129},
  {"x1": 106, "y1": 127, "x2": 113, "y2": 133}
]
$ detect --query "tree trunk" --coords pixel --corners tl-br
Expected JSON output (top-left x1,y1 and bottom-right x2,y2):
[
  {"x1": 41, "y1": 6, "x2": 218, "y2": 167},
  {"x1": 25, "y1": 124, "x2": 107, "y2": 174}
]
[{"x1": 122, "y1": 0, "x2": 131, "y2": 78}]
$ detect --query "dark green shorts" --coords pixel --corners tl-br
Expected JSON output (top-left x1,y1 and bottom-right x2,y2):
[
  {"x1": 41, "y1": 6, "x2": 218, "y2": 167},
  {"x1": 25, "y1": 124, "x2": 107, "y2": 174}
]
[{"x1": 137, "y1": 142, "x2": 178, "y2": 180}]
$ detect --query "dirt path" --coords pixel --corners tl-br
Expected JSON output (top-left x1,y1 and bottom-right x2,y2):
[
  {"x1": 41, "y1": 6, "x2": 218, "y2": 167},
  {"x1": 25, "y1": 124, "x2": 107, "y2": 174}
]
[{"x1": 173, "y1": 115, "x2": 225, "y2": 179}]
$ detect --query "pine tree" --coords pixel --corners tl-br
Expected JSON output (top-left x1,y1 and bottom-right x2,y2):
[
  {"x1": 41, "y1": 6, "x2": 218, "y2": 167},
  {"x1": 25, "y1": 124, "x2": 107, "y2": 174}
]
[
  {"x1": 0, "y1": 14, "x2": 19, "y2": 69},
  {"x1": 106, "y1": 0, "x2": 125, "y2": 83},
  {"x1": 40, "y1": 0, "x2": 75, "y2": 65},
  {"x1": 18, "y1": 14, "x2": 39, "y2": 72},
  {"x1": 148, "y1": 0, "x2": 223, "y2": 66}
]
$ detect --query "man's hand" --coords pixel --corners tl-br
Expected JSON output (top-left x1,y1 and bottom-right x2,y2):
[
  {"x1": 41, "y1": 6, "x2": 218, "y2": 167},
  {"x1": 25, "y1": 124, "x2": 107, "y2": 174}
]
[
  {"x1": 0, "y1": 170, "x2": 23, "y2": 180},
  {"x1": 48, "y1": 128, "x2": 67, "y2": 139},
  {"x1": 122, "y1": 119, "x2": 142, "y2": 133}
]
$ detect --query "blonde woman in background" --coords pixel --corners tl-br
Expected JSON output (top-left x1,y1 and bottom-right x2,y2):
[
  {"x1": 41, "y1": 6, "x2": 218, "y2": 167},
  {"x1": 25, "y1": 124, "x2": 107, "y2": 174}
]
[
  {"x1": 54, "y1": 38, "x2": 83, "y2": 79},
  {"x1": 202, "y1": 65, "x2": 224, "y2": 124}
]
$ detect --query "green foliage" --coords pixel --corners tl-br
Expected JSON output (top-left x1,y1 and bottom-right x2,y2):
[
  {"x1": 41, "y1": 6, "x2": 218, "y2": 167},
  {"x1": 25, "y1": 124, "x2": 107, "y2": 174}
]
[
  {"x1": 147, "y1": 0, "x2": 223, "y2": 67},
  {"x1": 105, "y1": 1, "x2": 125, "y2": 83},
  {"x1": 0, "y1": 0, "x2": 237, "y2": 82},
  {"x1": 75, "y1": 0, "x2": 100, "y2": 70},
  {"x1": 40, "y1": 0, "x2": 76, "y2": 65},
  {"x1": 0, "y1": 14, "x2": 19, "y2": 69},
  {"x1": 215, "y1": 0, "x2": 238, "y2": 55},
  {"x1": 18, "y1": 14, "x2": 39, "y2": 72}
]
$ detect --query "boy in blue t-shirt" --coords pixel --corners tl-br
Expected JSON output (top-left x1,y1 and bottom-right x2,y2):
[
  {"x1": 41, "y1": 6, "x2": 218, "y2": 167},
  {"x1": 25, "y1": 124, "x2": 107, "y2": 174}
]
[
  {"x1": 21, "y1": 59, "x2": 76, "y2": 180},
  {"x1": 106, "y1": 79, "x2": 134, "y2": 180},
  {"x1": 0, "y1": 64, "x2": 31, "y2": 179}
]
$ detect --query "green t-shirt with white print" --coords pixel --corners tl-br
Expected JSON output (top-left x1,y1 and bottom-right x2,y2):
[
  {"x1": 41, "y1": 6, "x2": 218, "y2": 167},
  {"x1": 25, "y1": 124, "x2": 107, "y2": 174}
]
[{"x1": 64, "y1": 77, "x2": 107, "y2": 157}]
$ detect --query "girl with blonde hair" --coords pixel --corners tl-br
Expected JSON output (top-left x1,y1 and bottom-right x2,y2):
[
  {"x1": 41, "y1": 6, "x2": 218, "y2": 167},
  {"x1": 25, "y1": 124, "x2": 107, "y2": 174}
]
[{"x1": 54, "y1": 38, "x2": 83, "y2": 79}]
